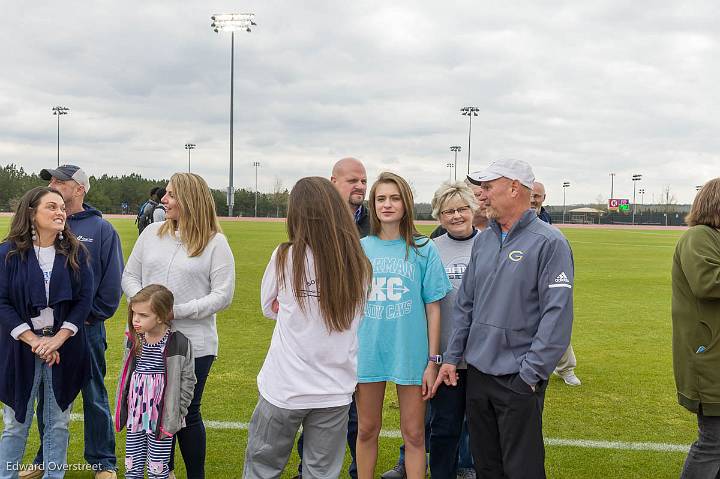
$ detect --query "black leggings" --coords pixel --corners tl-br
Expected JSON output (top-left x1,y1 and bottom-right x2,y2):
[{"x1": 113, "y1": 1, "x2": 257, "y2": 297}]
[{"x1": 169, "y1": 355, "x2": 214, "y2": 479}]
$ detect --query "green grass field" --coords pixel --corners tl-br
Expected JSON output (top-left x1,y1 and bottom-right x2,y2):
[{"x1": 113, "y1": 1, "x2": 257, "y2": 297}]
[{"x1": 0, "y1": 218, "x2": 697, "y2": 478}]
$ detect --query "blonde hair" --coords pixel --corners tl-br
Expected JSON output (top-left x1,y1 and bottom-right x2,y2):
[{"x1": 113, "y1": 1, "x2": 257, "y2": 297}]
[
  {"x1": 127, "y1": 284, "x2": 175, "y2": 356},
  {"x1": 369, "y1": 172, "x2": 427, "y2": 257},
  {"x1": 686, "y1": 178, "x2": 720, "y2": 228},
  {"x1": 157, "y1": 173, "x2": 222, "y2": 257},
  {"x1": 430, "y1": 181, "x2": 479, "y2": 220},
  {"x1": 277, "y1": 177, "x2": 372, "y2": 333}
]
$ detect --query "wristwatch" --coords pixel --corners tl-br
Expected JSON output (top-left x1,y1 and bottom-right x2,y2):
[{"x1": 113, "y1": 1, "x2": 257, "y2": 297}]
[{"x1": 428, "y1": 354, "x2": 442, "y2": 364}]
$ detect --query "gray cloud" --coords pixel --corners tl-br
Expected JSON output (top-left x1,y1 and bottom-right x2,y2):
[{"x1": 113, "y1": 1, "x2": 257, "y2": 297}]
[{"x1": 0, "y1": 0, "x2": 718, "y2": 206}]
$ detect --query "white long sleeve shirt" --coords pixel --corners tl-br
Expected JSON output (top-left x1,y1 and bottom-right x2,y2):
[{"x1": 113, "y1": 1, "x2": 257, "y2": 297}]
[
  {"x1": 258, "y1": 246, "x2": 360, "y2": 409},
  {"x1": 121, "y1": 221, "x2": 235, "y2": 357}
]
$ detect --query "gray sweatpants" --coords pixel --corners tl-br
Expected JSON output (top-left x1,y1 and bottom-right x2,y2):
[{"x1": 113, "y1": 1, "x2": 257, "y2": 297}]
[
  {"x1": 243, "y1": 396, "x2": 350, "y2": 479},
  {"x1": 554, "y1": 344, "x2": 577, "y2": 376}
]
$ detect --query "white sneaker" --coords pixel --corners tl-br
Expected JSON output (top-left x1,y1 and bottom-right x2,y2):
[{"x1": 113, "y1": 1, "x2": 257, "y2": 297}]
[{"x1": 561, "y1": 372, "x2": 581, "y2": 386}]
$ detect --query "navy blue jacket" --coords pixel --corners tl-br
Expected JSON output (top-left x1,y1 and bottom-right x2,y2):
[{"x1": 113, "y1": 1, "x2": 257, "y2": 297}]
[
  {"x1": 68, "y1": 204, "x2": 124, "y2": 323},
  {"x1": 538, "y1": 207, "x2": 553, "y2": 224},
  {"x1": 0, "y1": 242, "x2": 93, "y2": 421}
]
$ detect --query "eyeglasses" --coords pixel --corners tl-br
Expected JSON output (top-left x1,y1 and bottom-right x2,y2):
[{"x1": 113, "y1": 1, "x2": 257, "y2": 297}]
[{"x1": 440, "y1": 205, "x2": 472, "y2": 217}]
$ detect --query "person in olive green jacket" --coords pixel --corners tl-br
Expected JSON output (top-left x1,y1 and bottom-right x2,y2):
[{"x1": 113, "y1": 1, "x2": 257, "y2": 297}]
[{"x1": 672, "y1": 177, "x2": 720, "y2": 478}]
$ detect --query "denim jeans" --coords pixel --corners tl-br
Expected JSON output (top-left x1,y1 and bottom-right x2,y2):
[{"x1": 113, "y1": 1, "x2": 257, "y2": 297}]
[
  {"x1": 297, "y1": 396, "x2": 358, "y2": 478},
  {"x1": 681, "y1": 407, "x2": 720, "y2": 478},
  {"x1": 458, "y1": 418, "x2": 474, "y2": 470},
  {"x1": 169, "y1": 355, "x2": 214, "y2": 479},
  {"x1": 34, "y1": 321, "x2": 117, "y2": 471},
  {"x1": 0, "y1": 357, "x2": 72, "y2": 479},
  {"x1": 428, "y1": 369, "x2": 467, "y2": 477}
]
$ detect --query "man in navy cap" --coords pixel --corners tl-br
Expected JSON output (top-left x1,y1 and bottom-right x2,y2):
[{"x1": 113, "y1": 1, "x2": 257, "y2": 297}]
[
  {"x1": 22, "y1": 165, "x2": 123, "y2": 479},
  {"x1": 433, "y1": 159, "x2": 574, "y2": 479}
]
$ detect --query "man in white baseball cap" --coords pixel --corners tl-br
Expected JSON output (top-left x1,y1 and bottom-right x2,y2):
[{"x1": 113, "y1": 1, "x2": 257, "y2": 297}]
[{"x1": 433, "y1": 158, "x2": 574, "y2": 478}]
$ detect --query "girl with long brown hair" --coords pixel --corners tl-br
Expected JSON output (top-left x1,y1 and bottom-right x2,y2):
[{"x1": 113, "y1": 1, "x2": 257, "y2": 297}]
[
  {"x1": 355, "y1": 172, "x2": 452, "y2": 479},
  {"x1": 122, "y1": 173, "x2": 235, "y2": 479},
  {"x1": 0, "y1": 186, "x2": 93, "y2": 478},
  {"x1": 243, "y1": 177, "x2": 372, "y2": 479}
]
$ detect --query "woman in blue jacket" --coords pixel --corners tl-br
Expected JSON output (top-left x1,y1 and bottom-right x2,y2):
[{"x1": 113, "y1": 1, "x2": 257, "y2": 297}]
[{"x1": 0, "y1": 186, "x2": 93, "y2": 479}]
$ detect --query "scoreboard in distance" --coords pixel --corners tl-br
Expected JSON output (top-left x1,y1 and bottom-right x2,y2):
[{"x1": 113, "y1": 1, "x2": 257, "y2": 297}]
[{"x1": 608, "y1": 198, "x2": 630, "y2": 212}]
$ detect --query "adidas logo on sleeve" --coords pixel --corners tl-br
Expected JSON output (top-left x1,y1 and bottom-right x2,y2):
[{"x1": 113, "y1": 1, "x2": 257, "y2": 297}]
[{"x1": 549, "y1": 272, "x2": 572, "y2": 289}]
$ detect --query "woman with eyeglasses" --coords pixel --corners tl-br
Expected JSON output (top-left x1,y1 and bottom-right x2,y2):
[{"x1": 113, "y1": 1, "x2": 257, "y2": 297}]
[
  {"x1": 427, "y1": 180, "x2": 481, "y2": 478},
  {"x1": 0, "y1": 186, "x2": 93, "y2": 479}
]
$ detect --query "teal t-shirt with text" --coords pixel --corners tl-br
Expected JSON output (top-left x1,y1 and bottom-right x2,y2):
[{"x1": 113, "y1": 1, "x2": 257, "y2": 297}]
[{"x1": 358, "y1": 235, "x2": 452, "y2": 385}]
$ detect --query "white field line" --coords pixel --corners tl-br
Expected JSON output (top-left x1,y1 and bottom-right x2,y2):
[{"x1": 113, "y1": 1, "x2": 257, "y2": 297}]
[
  {"x1": 62, "y1": 414, "x2": 689, "y2": 453},
  {"x1": 570, "y1": 240, "x2": 675, "y2": 249}
]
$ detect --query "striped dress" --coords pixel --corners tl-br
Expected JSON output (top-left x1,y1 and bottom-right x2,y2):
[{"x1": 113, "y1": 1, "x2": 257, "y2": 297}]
[{"x1": 127, "y1": 330, "x2": 168, "y2": 433}]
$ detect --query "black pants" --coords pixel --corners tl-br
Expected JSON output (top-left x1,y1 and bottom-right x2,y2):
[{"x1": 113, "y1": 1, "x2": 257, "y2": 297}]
[
  {"x1": 169, "y1": 355, "x2": 214, "y2": 479},
  {"x1": 466, "y1": 366, "x2": 547, "y2": 479}
]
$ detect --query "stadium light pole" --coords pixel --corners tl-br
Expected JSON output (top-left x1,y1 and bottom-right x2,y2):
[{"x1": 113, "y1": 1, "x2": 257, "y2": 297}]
[
  {"x1": 460, "y1": 107, "x2": 479, "y2": 175},
  {"x1": 253, "y1": 161, "x2": 260, "y2": 217},
  {"x1": 631, "y1": 173, "x2": 642, "y2": 225},
  {"x1": 184, "y1": 143, "x2": 196, "y2": 173},
  {"x1": 609, "y1": 172, "x2": 615, "y2": 199},
  {"x1": 639, "y1": 188, "x2": 645, "y2": 205},
  {"x1": 446, "y1": 162, "x2": 454, "y2": 181},
  {"x1": 52, "y1": 106, "x2": 70, "y2": 167},
  {"x1": 211, "y1": 12, "x2": 256, "y2": 217},
  {"x1": 450, "y1": 146, "x2": 461, "y2": 181},
  {"x1": 696, "y1": 185, "x2": 703, "y2": 192},
  {"x1": 562, "y1": 181, "x2": 570, "y2": 224}
]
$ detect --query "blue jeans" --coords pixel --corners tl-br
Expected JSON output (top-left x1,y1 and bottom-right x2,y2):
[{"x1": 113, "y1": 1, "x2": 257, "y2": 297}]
[
  {"x1": 428, "y1": 368, "x2": 467, "y2": 477},
  {"x1": 0, "y1": 357, "x2": 72, "y2": 479},
  {"x1": 297, "y1": 395, "x2": 358, "y2": 478},
  {"x1": 458, "y1": 419, "x2": 474, "y2": 470},
  {"x1": 681, "y1": 407, "x2": 720, "y2": 478},
  {"x1": 34, "y1": 321, "x2": 117, "y2": 471}
]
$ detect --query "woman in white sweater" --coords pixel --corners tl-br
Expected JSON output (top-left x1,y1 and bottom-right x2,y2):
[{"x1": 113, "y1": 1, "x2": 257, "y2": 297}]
[{"x1": 121, "y1": 173, "x2": 235, "y2": 479}]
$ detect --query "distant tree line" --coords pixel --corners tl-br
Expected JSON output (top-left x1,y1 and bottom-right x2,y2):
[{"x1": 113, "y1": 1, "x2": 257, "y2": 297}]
[{"x1": 0, "y1": 163, "x2": 290, "y2": 217}]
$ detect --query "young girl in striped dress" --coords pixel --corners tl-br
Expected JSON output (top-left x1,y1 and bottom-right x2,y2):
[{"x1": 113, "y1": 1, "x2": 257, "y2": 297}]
[{"x1": 115, "y1": 284, "x2": 196, "y2": 479}]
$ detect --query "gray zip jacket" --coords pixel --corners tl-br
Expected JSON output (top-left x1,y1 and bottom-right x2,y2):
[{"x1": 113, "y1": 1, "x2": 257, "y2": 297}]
[
  {"x1": 444, "y1": 209, "x2": 574, "y2": 386},
  {"x1": 115, "y1": 330, "x2": 197, "y2": 439}
]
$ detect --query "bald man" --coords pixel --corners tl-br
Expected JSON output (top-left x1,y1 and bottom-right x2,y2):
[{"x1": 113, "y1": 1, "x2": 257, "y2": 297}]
[
  {"x1": 331, "y1": 157, "x2": 370, "y2": 237},
  {"x1": 530, "y1": 181, "x2": 553, "y2": 224},
  {"x1": 532, "y1": 181, "x2": 581, "y2": 387}
]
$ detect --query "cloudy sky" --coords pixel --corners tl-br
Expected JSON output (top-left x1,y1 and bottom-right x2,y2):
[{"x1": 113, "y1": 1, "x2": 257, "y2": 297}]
[{"x1": 1, "y1": 1, "x2": 718, "y2": 206}]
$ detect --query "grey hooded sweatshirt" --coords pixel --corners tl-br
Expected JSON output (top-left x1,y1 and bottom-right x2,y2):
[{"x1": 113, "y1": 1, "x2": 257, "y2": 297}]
[{"x1": 444, "y1": 209, "x2": 574, "y2": 387}]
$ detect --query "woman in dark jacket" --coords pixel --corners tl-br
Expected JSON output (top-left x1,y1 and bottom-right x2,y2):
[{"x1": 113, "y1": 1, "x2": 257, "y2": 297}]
[
  {"x1": 0, "y1": 186, "x2": 93, "y2": 479},
  {"x1": 672, "y1": 177, "x2": 720, "y2": 477}
]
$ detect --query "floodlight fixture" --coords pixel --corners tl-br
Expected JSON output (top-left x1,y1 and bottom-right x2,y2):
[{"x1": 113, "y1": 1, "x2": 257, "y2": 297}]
[
  {"x1": 211, "y1": 13, "x2": 256, "y2": 33},
  {"x1": 210, "y1": 12, "x2": 256, "y2": 216},
  {"x1": 450, "y1": 146, "x2": 461, "y2": 181},
  {"x1": 52, "y1": 106, "x2": 70, "y2": 167},
  {"x1": 631, "y1": 174, "x2": 642, "y2": 225},
  {"x1": 185, "y1": 143, "x2": 196, "y2": 172},
  {"x1": 460, "y1": 107, "x2": 479, "y2": 175}
]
